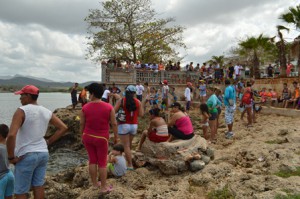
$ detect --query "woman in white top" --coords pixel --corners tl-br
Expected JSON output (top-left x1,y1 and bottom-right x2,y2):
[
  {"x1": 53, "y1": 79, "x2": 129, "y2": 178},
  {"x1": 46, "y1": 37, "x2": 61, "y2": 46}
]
[{"x1": 137, "y1": 108, "x2": 169, "y2": 151}]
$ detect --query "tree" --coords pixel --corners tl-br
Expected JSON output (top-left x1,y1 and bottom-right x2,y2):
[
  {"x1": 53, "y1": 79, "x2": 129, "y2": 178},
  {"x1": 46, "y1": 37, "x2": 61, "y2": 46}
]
[
  {"x1": 276, "y1": 25, "x2": 289, "y2": 77},
  {"x1": 280, "y1": 4, "x2": 300, "y2": 75},
  {"x1": 238, "y1": 34, "x2": 275, "y2": 79},
  {"x1": 85, "y1": 0, "x2": 185, "y2": 64},
  {"x1": 210, "y1": 55, "x2": 225, "y2": 67}
]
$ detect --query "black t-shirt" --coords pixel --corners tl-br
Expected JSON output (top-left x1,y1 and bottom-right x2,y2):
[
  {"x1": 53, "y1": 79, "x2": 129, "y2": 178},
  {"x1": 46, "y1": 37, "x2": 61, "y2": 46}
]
[{"x1": 229, "y1": 66, "x2": 234, "y2": 74}]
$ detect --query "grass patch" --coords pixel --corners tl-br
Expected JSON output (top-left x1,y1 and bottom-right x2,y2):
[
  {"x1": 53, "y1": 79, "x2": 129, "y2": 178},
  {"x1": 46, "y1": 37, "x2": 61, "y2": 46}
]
[
  {"x1": 207, "y1": 185, "x2": 235, "y2": 199},
  {"x1": 274, "y1": 167, "x2": 300, "y2": 178},
  {"x1": 265, "y1": 140, "x2": 279, "y2": 144},
  {"x1": 275, "y1": 193, "x2": 300, "y2": 199}
]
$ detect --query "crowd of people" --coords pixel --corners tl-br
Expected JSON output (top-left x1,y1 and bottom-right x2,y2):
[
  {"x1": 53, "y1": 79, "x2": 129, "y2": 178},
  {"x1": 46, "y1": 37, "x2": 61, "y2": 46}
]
[{"x1": 1, "y1": 77, "x2": 299, "y2": 198}]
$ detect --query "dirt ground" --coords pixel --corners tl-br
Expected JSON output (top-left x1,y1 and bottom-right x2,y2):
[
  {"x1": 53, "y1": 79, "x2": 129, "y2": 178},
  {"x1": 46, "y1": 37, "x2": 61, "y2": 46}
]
[{"x1": 45, "y1": 107, "x2": 300, "y2": 199}]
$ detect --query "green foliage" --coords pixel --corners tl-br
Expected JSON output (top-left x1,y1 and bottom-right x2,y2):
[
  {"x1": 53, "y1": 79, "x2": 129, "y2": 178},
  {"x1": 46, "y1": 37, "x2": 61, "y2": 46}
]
[
  {"x1": 274, "y1": 167, "x2": 300, "y2": 178},
  {"x1": 275, "y1": 193, "x2": 300, "y2": 199},
  {"x1": 85, "y1": 0, "x2": 185, "y2": 63},
  {"x1": 207, "y1": 185, "x2": 235, "y2": 199},
  {"x1": 280, "y1": 5, "x2": 300, "y2": 30}
]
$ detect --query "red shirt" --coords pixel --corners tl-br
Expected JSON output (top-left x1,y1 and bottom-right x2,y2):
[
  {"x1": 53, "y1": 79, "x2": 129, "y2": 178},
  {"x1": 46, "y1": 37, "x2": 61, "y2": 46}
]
[
  {"x1": 82, "y1": 102, "x2": 113, "y2": 139},
  {"x1": 120, "y1": 98, "x2": 140, "y2": 124}
]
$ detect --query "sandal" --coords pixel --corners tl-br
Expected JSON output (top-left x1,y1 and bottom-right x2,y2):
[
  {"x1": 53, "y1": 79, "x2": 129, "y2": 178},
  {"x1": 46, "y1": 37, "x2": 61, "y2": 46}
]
[
  {"x1": 100, "y1": 186, "x2": 113, "y2": 195},
  {"x1": 127, "y1": 167, "x2": 134, "y2": 171}
]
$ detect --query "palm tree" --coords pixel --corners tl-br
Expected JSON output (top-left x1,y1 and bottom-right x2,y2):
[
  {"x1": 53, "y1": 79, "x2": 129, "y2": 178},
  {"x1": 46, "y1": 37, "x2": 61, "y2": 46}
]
[
  {"x1": 276, "y1": 25, "x2": 289, "y2": 77},
  {"x1": 211, "y1": 55, "x2": 225, "y2": 67},
  {"x1": 238, "y1": 34, "x2": 275, "y2": 79},
  {"x1": 280, "y1": 4, "x2": 300, "y2": 75}
]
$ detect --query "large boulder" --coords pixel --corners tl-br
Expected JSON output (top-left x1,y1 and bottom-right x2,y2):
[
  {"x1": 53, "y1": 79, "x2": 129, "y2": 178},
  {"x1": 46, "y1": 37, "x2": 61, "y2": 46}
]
[{"x1": 134, "y1": 135, "x2": 214, "y2": 175}]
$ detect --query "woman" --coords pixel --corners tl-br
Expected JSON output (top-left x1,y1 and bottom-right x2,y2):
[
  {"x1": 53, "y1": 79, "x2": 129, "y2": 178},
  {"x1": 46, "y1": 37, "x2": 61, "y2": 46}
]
[
  {"x1": 241, "y1": 82, "x2": 253, "y2": 127},
  {"x1": 80, "y1": 83, "x2": 118, "y2": 193},
  {"x1": 206, "y1": 87, "x2": 221, "y2": 143},
  {"x1": 167, "y1": 102, "x2": 194, "y2": 141},
  {"x1": 137, "y1": 108, "x2": 169, "y2": 151},
  {"x1": 114, "y1": 85, "x2": 144, "y2": 170},
  {"x1": 199, "y1": 80, "x2": 207, "y2": 103}
]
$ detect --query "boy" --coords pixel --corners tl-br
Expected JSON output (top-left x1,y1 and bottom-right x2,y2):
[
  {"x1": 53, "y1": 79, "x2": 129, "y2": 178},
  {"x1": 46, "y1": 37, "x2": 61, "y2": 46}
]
[
  {"x1": 107, "y1": 144, "x2": 127, "y2": 177},
  {"x1": 0, "y1": 124, "x2": 14, "y2": 199}
]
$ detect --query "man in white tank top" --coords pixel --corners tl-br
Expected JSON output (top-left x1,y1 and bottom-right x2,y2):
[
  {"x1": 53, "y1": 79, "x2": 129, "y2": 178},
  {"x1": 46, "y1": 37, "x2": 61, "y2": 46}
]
[{"x1": 6, "y1": 85, "x2": 68, "y2": 199}]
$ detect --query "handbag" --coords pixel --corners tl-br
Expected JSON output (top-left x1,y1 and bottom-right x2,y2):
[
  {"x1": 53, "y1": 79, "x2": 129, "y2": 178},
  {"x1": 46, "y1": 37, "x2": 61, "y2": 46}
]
[{"x1": 116, "y1": 99, "x2": 126, "y2": 122}]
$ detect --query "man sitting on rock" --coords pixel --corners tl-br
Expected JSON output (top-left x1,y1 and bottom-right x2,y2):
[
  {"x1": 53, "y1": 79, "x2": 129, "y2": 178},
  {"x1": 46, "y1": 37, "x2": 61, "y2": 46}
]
[{"x1": 137, "y1": 108, "x2": 169, "y2": 151}]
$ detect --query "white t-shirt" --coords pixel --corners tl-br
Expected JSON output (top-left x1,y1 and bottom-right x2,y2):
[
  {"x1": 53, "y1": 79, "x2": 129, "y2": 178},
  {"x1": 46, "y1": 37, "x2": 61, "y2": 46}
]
[
  {"x1": 185, "y1": 87, "x2": 191, "y2": 101},
  {"x1": 136, "y1": 85, "x2": 144, "y2": 95},
  {"x1": 102, "y1": 89, "x2": 111, "y2": 99},
  {"x1": 162, "y1": 85, "x2": 169, "y2": 99},
  {"x1": 234, "y1": 65, "x2": 240, "y2": 75},
  {"x1": 15, "y1": 104, "x2": 52, "y2": 157}
]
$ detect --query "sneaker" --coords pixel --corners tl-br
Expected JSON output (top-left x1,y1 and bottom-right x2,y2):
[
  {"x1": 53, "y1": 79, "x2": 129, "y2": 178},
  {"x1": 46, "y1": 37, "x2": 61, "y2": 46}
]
[{"x1": 225, "y1": 132, "x2": 234, "y2": 139}]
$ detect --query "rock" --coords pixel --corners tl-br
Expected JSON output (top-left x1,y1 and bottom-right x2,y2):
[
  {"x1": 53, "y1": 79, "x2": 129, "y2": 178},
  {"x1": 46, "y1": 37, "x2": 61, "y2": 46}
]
[
  {"x1": 189, "y1": 160, "x2": 205, "y2": 172},
  {"x1": 134, "y1": 136, "x2": 213, "y2": 174},
  {"x1": 201, "y1": 155, "x2": 210, "y2": 164},
  {"x1": 278, "y1": 129, "x2": 289, "y2": 136}
]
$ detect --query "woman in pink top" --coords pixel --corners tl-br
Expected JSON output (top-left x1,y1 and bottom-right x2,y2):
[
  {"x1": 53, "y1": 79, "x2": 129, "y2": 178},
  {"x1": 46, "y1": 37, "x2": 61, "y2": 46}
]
[
  {"x1": 167, "y1": 102, "x2": 194, "y2": 141},
  {"x1": 80, "y1": 83, "x2": 118, "y2": 193}
]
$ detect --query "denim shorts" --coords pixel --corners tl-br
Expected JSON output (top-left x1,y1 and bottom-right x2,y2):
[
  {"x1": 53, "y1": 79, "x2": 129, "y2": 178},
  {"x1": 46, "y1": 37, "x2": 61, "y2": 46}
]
[
  {"x1": 0, "y1": 170, "x2": 14, "y2": 198},
  {"x1": 14, "y1": 152, "x2": 49, "y2": 194},
  {"x1": 118, "y1": 124, "x2": 138, "y2": 135}
]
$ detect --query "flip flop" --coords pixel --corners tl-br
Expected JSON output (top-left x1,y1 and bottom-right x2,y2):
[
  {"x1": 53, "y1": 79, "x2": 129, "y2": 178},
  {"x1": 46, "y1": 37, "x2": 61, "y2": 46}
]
[
  {"x1": 127, "y1": 167, "x2": 134, "y2": 171},
  {"x1": 100, "y1": 186, "x2": 113, "y2": 195}
]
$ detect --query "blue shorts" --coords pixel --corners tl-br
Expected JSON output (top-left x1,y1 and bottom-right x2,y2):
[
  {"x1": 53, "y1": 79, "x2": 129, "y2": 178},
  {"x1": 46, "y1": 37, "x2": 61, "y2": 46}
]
[
  {"x1": 14, "y1": 152, "x2": 49, "y2": 194},
  {"x1": 118, "y1": 124, "x2": 138, "y2": 135},
  {"x1": 0, "y1": 170, "x2": 14, "y2": 198}
]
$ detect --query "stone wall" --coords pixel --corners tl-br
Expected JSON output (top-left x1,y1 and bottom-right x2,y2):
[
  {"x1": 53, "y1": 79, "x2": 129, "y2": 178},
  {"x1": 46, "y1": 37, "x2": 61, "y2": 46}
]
[{"x1": 253, "y1": 77, "x2": 300, "y2": 92}]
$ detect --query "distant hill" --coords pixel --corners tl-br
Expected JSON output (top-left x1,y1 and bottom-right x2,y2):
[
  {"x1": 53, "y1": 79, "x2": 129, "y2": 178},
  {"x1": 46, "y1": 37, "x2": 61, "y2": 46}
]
[{"x1": 0, "y1": 76, "x2": 99, "y2": 90}]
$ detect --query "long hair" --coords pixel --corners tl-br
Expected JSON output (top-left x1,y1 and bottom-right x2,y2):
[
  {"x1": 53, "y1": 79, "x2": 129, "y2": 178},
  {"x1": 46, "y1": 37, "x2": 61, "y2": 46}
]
[
  {"x1": 125, "y1": 91, "x2": 137, "y2": 111},
  {"x1": 200, "y1": 103, "x2": 209, "y2": 114}
]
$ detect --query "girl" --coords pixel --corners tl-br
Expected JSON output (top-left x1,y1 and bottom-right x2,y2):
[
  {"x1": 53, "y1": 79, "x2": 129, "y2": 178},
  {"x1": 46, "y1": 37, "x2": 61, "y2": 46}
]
[{"x1": 199, "y1": 104, "x2": 209, "y2": 141}]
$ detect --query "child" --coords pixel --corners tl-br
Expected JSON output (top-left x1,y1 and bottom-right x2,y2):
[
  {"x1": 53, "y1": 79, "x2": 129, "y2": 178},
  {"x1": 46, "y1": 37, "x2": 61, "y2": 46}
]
[
  {"x1": 170, "y1": 87, "x2": 178, "y2": 103},
  {"x1": 215, "y1": 89, "x2": 223, "y2": 128},
  {"x1": 199, "y1": 104, "x2": 209, "y2": 141},
  {"x1": 107, "y1": 144, "x2": 127, "y2": 177},
  {"x1": 0, "y1": 124, "x2": 14, "y2": 199}
]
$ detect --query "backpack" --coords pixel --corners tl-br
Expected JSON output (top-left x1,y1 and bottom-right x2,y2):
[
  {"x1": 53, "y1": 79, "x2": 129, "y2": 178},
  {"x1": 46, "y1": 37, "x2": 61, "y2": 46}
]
[
  {"x1": 116, "y1": 99, "x2": 126, "y2": 122},
  {"x1": 242, "y1": 92, "x2": 252, "y2": 105}
]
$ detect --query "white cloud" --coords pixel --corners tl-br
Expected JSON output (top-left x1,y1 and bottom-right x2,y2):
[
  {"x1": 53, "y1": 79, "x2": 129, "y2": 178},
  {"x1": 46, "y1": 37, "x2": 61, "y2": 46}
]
[{"x1": 0, "y1": 0, "x2": 298, "y2": 82}]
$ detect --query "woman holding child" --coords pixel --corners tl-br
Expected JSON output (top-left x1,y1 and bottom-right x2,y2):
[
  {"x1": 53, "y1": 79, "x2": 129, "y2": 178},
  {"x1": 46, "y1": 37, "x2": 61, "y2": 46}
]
[{"x1": 167, "y1": 102, "x2": 194, "y2": 141}]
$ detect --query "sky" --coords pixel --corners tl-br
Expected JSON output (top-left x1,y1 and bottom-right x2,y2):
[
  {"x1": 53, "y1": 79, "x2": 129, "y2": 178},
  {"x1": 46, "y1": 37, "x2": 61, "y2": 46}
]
[{"x1": 0, "y1": 0, "x2": 299, "y2": 83}]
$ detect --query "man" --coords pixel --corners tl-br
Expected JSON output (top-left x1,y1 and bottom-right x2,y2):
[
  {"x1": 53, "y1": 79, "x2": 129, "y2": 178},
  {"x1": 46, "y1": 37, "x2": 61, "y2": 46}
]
[
  {"x1": 136, "y1": 81, "x2": 144, "y2": 101},
  {"x1": 71, "y1": 82, "x2": 79, "y2": 109},
  {"x1": 7, "y1": 85, "x2": 68, "y2": 199},
  {"x1": 234, "y1": 63, "x2": 241, "y2": 79},
  {"x1": 162, "y1": 80, "x2": 169, "y2": 111},
  {"x1": 285, "y1": 81, "x2": 299, "y2": 108},
  {"x1": 224, "y1": 79, "x2": 236, "y2": 139},
  {"x1": 185, "y1": 82, "x2": 192, "y2": 112},
  {"x1": 228, "y1": 63, "x2": 234, "y2": 79},
  {"x1": 267, "y1": 64, "x2": 273, "y2": 77}
]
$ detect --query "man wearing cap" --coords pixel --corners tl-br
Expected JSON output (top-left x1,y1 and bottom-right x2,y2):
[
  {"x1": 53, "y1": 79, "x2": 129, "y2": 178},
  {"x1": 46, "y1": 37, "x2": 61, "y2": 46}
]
[
  {"x1": 224, "y1": 80, "x2": 236, "y2": 139},
  {"x1": 6, "y1": 85, "x2": 68, "y2": 198}
]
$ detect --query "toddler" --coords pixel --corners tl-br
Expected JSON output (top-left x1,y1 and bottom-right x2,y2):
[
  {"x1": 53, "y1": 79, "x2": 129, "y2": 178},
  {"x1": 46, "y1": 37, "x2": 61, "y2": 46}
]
[{"x1": 107, "y1": 144, "x2": 127, "y2": 177}]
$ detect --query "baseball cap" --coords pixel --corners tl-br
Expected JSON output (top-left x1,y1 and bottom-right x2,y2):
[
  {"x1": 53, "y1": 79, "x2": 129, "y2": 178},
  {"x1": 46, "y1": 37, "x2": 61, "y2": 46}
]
[
  {"x1": 15, "y1": 85, "x2": 39, "y2": 95},
  {"x1": 187, "y1": 82, "x2": 192, "y2": 87},
  {"x1": 163, "y1": 80, "x2": 168, "y2": 85},
  {"x1": 126, "y1": 85, "x2": 136, "y2": 92}
]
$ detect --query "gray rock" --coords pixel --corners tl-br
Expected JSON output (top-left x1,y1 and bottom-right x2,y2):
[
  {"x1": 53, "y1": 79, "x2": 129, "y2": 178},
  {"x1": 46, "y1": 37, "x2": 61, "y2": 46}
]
[
  {"x1": 189, "y1": 160, "x2": 205, "y2": 172},
  {"x1": 201, "y1": 155, "x2": 211, "y2": 164}
]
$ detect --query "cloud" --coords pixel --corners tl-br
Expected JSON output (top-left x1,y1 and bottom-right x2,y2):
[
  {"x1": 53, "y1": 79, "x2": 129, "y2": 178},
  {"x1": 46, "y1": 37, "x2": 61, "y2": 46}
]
[{"x1": 0, "y1": 0, "x2": 298, "y2": 82}]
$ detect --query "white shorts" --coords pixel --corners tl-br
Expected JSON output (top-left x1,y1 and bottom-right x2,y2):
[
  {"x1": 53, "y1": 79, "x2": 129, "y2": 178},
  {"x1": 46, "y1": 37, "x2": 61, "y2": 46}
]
[{"x1": 118, "y1": 124, "x2": 138, "y2": 135}]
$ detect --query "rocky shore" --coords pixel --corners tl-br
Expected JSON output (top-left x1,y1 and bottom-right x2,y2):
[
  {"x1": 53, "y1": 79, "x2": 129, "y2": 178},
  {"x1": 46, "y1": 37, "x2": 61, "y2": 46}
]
[{"x1": 44, "y1": 107, "x2": 300, "y2": 199}]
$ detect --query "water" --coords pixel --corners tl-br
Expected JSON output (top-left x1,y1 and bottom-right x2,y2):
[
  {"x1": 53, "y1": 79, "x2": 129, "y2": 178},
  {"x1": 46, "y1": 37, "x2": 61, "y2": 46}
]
[
  {"x1": 0, "y1": 92, "x2": 87, "y2": 174},
  {"x1": 0, "y1": 92, "x2": 71, "y2": 125}
]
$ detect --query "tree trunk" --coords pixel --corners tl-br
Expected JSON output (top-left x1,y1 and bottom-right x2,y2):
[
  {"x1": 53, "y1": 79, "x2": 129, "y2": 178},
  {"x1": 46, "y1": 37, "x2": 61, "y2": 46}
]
[
  {"x1": 278, "y1": 35, "x2": 287, "y2": 77},
  {"x1": 253, "y1": 51, "x2": 260, "y2": 79}
]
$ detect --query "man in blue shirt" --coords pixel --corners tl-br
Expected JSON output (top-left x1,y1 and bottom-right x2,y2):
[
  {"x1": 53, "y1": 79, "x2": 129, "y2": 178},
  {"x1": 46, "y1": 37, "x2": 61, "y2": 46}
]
[{"x1": 224, "y1": 79, "x2": 236, "y2": 139}]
